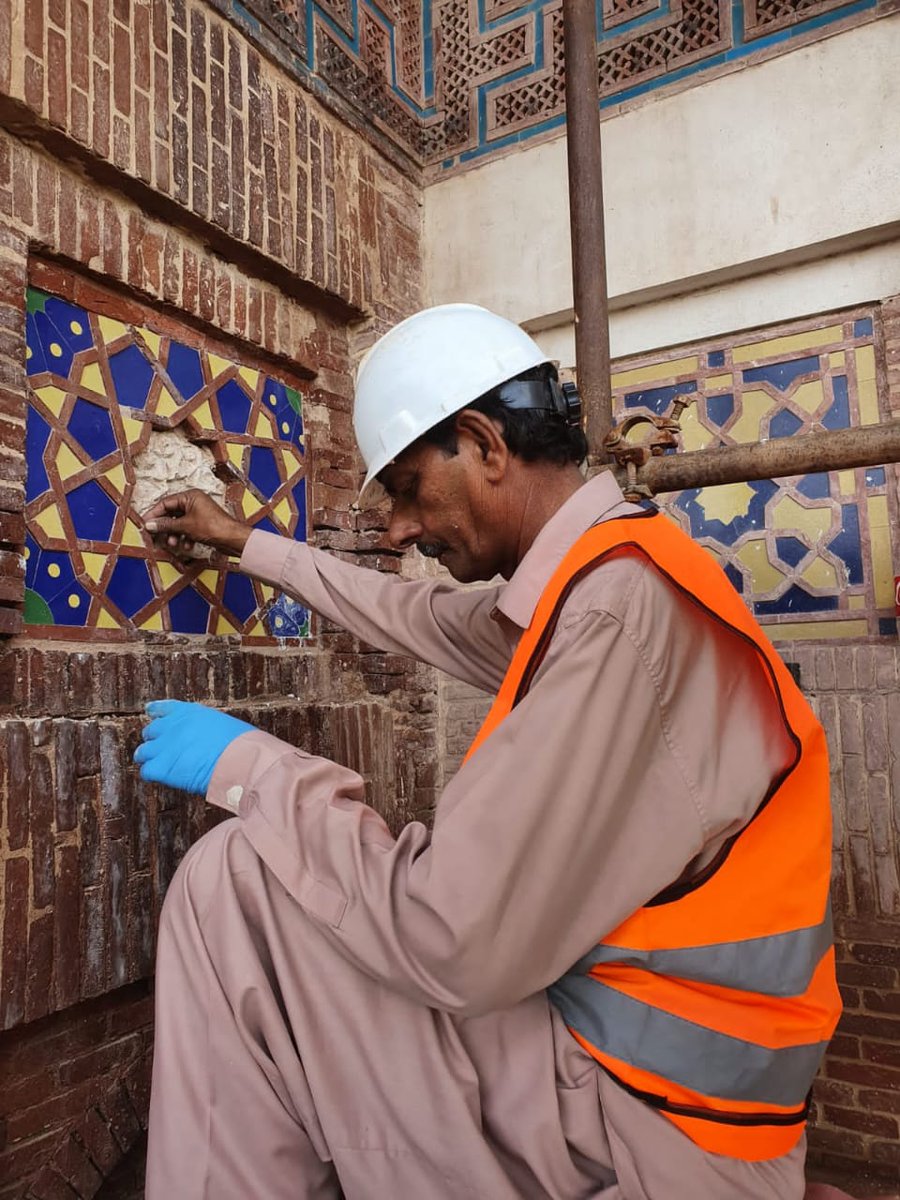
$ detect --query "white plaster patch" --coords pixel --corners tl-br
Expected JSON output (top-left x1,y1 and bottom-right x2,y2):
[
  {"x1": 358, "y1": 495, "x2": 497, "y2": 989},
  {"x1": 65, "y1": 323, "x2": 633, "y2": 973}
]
[{"x1": 132, "y1": 430, "x2": 227, "y2": 558}]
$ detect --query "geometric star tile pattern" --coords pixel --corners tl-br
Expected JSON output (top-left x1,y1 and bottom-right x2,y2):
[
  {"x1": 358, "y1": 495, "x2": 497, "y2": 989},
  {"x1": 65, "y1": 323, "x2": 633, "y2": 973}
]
[
  {"x1": 611, "y1": 310, "x2": 899, "y2": 640},
  {"x1": 25, "y1": 285, "x2": 309, "y2": 640}
]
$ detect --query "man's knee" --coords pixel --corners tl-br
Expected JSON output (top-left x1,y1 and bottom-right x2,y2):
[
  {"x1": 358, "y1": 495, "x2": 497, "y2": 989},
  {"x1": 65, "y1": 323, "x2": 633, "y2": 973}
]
[{"x1": 160, "y1": 817, "x2": 246, "y2": 932}]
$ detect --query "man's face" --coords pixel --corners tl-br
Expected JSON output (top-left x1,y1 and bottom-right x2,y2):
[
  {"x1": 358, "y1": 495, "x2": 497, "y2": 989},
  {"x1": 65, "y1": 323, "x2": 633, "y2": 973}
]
[{"x1": 379, "y1": 432, "x2": 506, "y2": 583}]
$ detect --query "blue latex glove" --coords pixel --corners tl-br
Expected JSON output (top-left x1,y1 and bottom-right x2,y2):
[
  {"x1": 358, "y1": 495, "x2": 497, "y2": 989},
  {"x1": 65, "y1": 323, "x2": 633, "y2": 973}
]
[{"x1": 134, "y1": 700, "x2": 257, "y2": 794}]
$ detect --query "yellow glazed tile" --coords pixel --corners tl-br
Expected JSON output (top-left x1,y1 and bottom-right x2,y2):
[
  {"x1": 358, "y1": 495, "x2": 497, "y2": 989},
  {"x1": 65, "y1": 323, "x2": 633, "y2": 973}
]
[
  {"x1": 121, "y1": 519, "x2": 145, "y2": 548},
  {"x1": 837, "y1": 470, "x2": 856, "y2": 496},
  {"x1": 98, "y1": 316, "x2": 128, "y2": 345},
  {"x1": 137, "y1": 328, "x2": 161, "y2": 358},
  {"x1": 55, "y1": 441, "x2": 85, "y2": 482},
  {"x1": 735, "y1": 538, "x2": 785, "y2": 593},
  {"x1": 140, "y1": 610, "x2": 165, "y2": 631},
  {"x1": 273, "y1": 497, "x2": 293, "y2": 530},
  {"x1": 208, "y1": 353, "x2": 234, "y2": 380},
  {"x1": 791, "y1": 381, "x2": 825, "y2": 415},
  {"x1": 612, "y1": 356, "x2": 699, "y2": 389},
  {"x1": 858, "y1": 377, "x2": 880, "y2": 426},
  {"x1": 97, "y1": 606, "x2": 121, "y2": 629},
  {"x1": 848, "y1": 594, "x2": 866, "y2": 610},
  {"x1": 241, "y1": 490, "x2": 264, "y2": 519},
  {"x1": 225, "y1": 442, "x2": 245, "y2": 471},
  {"x1": 801, "y1": 556, "x2": 839, "y2": 591},
  {"x1": 34, "y1": 504, "x2": 65, "y2": 540},
  {"x1": 732, "y1": 326, "x2": 842, "y2": 364},
  {"x1": 79, "y1": 362, "x2": 105, "y2": 395},
  {"x1": 828, "y1": 351, "x2": 846, "y2": 368},
  {"x1": 766, "y1": 619, "x2": 868, "y2": 641},
  {"x1": 155, "y1": 387, "x2": 180, "y2": 419},
  {"x1": 696, "y1": 482, "x2": 756, "y2": 525},
  {"x1": 855, "y1": 345, "x2": 876, "y2": 383},
  {"x1": 868, "y1": 494, "x2": 890, "y2": 529},
  {"x1": 254, "y1": 411, "x2": 275, "y2": 439},
  {"x1": 34, "y1": 385, "x2": 67, "y2": 417},
  {"x1": 157, "y1": 560, "x2": 184, "y2": 590},
  {"x1": 868, "y1": 496, "x2": 894, "y2": 608},
  {"x1": 772, "y1": 494, "x2": 832, "y2": 540},
  {"x1": 216, "y1": 613, "x2": 240, "y2": 634},
  {"x1": 81, "y1": 552, "x2": 107, "y2": 583},
  {"x1": 704, "y1": 374, "x2": 734, "y2": 391},
  {"x1": 246, "y1": 619, "x2": 266, "y2": 636},
  {"x1": 239, "y1": 366, "x2": 260, "y2": 392},
  {"x1": 105, "y1": 464, "x2": 127, "y2": 495},
  {"x1": 191, "y1": 400, "x2": 216, "y2": 431},
  {"x1": 197, "y1": 569, "x2": 219, "y2": 595},
  {"x1": 677, "y1": 407, "x2": 713, "y2": 453},
  {"x1": 122, "y1": 415, "x2": 144, "y2": 445},
  {"x1": 259, "y1": 584, "x2": 275, "y2": 602},
  {"x1": 728, "y1": 390, "x2": 776, "y2": 444}
]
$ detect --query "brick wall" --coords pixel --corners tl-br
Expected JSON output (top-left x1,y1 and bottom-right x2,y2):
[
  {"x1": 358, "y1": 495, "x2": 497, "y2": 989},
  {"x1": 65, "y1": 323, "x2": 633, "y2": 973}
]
[{"x1": 0, "y1": 0, "x2": 427, "y2": 1196}]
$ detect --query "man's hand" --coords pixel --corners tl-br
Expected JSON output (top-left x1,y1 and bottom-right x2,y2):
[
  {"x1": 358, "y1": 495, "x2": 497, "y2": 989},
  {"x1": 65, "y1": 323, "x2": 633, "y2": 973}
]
[
  {"x1": 142, "y1": 490, "x2": 252, "y2": 559},
  {"x1": 134, "y1": 700, "x2": 257, "y2": 794}
]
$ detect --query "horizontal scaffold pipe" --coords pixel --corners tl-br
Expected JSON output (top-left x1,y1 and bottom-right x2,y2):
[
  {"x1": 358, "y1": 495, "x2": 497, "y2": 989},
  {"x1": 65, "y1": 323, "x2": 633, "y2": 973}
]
[{"x1": 618, "y1": 421, "x2": 900, "y2": 496}]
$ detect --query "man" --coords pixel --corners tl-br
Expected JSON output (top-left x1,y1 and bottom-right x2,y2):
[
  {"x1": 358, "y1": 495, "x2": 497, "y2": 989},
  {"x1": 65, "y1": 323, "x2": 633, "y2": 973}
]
[{"x1": 138, "y1": 304, "x2": 841, "y2": 1199}]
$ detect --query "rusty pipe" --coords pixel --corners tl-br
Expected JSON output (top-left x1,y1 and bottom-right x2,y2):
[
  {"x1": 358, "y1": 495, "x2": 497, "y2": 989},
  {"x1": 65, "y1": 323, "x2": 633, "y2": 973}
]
[
  {"x1": 562, "y1": 0, "x2": 612, "y2": 463},
  {"x1": 613, "y1": 422, "x2": 900, "y2": 498}
]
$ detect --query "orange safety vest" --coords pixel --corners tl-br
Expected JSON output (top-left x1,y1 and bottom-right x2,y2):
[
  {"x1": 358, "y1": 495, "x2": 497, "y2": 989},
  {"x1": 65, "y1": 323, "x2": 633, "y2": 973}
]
[{"x1": 464, "y1": 510, "x2": 841, "y2": 1161}]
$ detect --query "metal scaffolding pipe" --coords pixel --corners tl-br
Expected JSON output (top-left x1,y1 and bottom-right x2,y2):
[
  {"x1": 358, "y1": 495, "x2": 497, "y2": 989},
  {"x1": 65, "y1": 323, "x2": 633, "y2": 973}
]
[
  {"x1": 562, "y1": 0, "x2": 613, "y2": 463},
  {"x1": 614, "y1": 421, "x2": 900, "y2": 498}
]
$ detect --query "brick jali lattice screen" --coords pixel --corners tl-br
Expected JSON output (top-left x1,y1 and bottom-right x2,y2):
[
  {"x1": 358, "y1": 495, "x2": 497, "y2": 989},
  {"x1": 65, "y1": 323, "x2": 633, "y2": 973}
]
[
  {"x1": 24, "y1": 267, "x2": 310, "y2": 641},
  {"x1": 232, "y1": 0, "x2": 897, "y2": 169}
]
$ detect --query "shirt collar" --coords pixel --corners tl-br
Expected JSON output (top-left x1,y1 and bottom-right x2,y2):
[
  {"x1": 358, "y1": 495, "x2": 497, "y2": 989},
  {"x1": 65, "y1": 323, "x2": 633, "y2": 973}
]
[{"x1": 493, "y1": 471, "x2": 640, "y2": 630}]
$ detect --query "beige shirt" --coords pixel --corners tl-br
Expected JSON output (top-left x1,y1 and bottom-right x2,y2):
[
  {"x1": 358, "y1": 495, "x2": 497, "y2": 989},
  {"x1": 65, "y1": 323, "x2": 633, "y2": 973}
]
[{"x1": 208, "y1": 471, "x2": 801, "y2": 1192}]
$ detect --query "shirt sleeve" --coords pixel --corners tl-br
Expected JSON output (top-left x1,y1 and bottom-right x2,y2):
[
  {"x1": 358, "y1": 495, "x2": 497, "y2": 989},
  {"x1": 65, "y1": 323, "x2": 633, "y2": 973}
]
[
  {"x1": 208, "y1": 592, "x2": 759, "y2": 1017},
  {"x1": 239, "y1": 530, "x2": 511, "y2": 693}
]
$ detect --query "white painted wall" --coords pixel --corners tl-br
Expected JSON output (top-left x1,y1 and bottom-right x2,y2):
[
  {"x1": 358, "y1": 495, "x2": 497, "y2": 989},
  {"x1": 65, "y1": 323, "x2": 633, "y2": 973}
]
[{"x1": 424, "y1": 14, "x2": 900, "y2": 360}]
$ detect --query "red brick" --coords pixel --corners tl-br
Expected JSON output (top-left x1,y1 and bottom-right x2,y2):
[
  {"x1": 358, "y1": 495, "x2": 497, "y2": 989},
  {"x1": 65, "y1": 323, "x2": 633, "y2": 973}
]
[
  {"x1": 171, "y1": 114, "x2": 189, "y2": 205},
  {"x1": 24, "y1": 0, "x2": 42, "y2": 56},
  {"x1": 26, "y1": 1167, "x2": 79, "y2": 1200},
  {"x1": 823, "y1": 1103, "x2": 899, "y2": 1138},
  {"x1": 135, "y1": 91, "x2": 153, "y2": 183},
  {"x1": 113, "y1": 20, "x2": 132, "y2": 116},
  {"x1": 53, "y1": 1133, "x2": 104, "y2": 1196},
  {"x1": 0, "y1": 0, "x2": 11, "y2": 95},
  {"x1": 47, "y1": 27, "x2": 68, "y2": 128},
  {"x1": 53, "y1": 845, "x2": 81, "y2": 1009},
  {"x1": 25, "y1": 911, "x2": 54, "y2": 1024},
  {"x1": 0, "y1": 855, "x2": 28, "y2": 1029},
  {"x1": 30, "y1": 747, "x2": 55, "y2": 909}
]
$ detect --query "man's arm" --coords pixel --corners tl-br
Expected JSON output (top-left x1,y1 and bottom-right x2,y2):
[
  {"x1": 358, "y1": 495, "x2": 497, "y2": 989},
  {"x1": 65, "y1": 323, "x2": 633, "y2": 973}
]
[
  {"x1": 143, "y1": 489, "x2": 512, "y2": 693},
  {"x1": 207, "y1": 567, "x2": 786, "y2": 1015}
]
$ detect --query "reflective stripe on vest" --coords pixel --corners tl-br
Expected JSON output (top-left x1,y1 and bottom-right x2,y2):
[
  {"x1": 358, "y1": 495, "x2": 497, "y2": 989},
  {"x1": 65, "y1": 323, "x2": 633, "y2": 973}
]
[{"x1": 463, "y1": 510, "x2": 842, "y2": 1162}]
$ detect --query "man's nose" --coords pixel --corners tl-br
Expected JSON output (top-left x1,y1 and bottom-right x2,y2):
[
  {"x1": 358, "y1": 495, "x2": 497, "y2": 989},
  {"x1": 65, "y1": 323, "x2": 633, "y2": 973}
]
[{"x1": 387, "y1": 508, "x2": 422, "y2": 551}]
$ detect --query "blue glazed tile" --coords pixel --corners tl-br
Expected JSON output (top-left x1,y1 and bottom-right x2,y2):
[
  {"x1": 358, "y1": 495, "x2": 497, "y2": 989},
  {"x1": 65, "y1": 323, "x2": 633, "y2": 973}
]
[
  {"x1": 167, "y1": 341, "x2": 205, "y2": 399},
  {"x1": 822, "y1": 375, "x2": 850, "y2": 430},
  {"x1": 106, "y1": 556, "x2": 155, "y2": 618},
  {"x1": 34, "y1": 546, "x2": 78, "y2": 602},
  {"x1": 724, "y1": 562, "x2": 744, "y2": 594},
  {"x1": 264, "y1": 378, "x2": 304, "y2": 444},
  {"x1": 879, "y1": 617, "x2": 898, "y2": 637},
  {"x1": 624, "y1": 380, "x2": 697, "y2": 416},
  {"x1": 24, "y1": 533, "x2": 41, "y2": 589},
  {"x1": 707, "y1": 350, "x2": 726, "y2": 368},
  {"x1": 854, "y1": 318, "x2": 874, "y2": 338},
  {"x1": 66, "y1": 478, "x2": 118, "y2": 541},
  {"x1": 754, "y1": 585, "x2": 839, "y2": 616},
  {"x1": 108, "y1": 344, "x2": 155, "y2": 410},
  {"x1": 68, "y1": 397, "x2": 118, "y2": 461},
  {"x1": 254, "y1": 515, "x2": 280, "y2": 536},
  {"x1": 866, "y1": 467, "x2": 886, "y2": 489},
  {"x1": 25, "y1": 406, "x2": 53, "y2": 502},
  {"x1": 223, "y1": 572, "x2": 258, "y2": 623},
  {"x1": 31, "y1": 309, "x2": 76, "y2": 378},
  {"x1": 796, "y1": 473, "x2": 830, "y2": 501},
  {"x1": 675, "y1": 478, "x2": 777, "y2": 546},
  {"x1": 292, "y1": 480, "x2": 307, "y2": 541},
  {"x1": 266, "y1": 593, "x2": 309, "y2": 638},
  {"x1": 769, "y1": 409, "x2": 804, "y2": 439},
  {"x1": 827, "y1": 504, "x2": 863, "y2": 585},
  {"x1": 742, "y1": 355, "x2": 819, "y2": 392},
  {"x1": 775, "y1": 535, "x2": 810, "y2": 569},
  {"x1": 217, "y1": 379, "x2": 252, "y2": 434},
  {"x1": 44, "y1": 297, "x2": 94, "y2": 356},
  {"x1": 705, "y1": 393, "x2": 734, "y2": 427},
  {"x1": 248, "y1": 446, "x2": 282, "y2": 498},
  {"x1": 169, "y1": 585, "x2": 211, "y2": 634},
  {"x1": 26, "y1": 313, "x2": 50, "y2": 376},
  {"x1": 47, "y1": 576, "x2": 91, "y2": 626}
]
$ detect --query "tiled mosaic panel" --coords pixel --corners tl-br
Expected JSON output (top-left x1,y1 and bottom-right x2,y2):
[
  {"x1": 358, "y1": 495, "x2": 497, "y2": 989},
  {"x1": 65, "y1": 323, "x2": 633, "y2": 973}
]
[
  {"x1": 243, "y1": 0, "x2": 892, "y2": 168},
  {"x1": 611, "y1": 312, "x2": 898, "y2": 640},
  {"x1": 24, "y1": 287, "x2": 309, "y2": 640}
]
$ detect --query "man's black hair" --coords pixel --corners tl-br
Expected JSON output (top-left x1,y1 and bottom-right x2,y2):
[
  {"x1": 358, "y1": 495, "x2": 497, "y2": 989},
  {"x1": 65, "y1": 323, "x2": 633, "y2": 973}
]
[{"x1": 420, "y1": 364, "x2": 588, "y2": 467}]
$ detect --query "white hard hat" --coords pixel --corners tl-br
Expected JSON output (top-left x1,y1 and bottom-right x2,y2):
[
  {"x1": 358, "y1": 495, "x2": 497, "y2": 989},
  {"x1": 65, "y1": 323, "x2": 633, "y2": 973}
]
[{"x1": 354, "y1": 303, "x2": 551, "y2": 507}]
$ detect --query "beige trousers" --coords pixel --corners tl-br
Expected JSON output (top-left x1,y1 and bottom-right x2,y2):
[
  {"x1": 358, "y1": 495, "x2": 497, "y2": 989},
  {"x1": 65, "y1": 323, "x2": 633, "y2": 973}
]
[{"x1": 145, "y1": 819, "x2": 807, "y2": 1200}]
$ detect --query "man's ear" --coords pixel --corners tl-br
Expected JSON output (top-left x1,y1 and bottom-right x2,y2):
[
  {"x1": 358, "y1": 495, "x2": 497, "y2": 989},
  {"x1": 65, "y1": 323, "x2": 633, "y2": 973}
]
[{"x1": 454, "y1": 409, "x2": 509, "y2": 482}]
